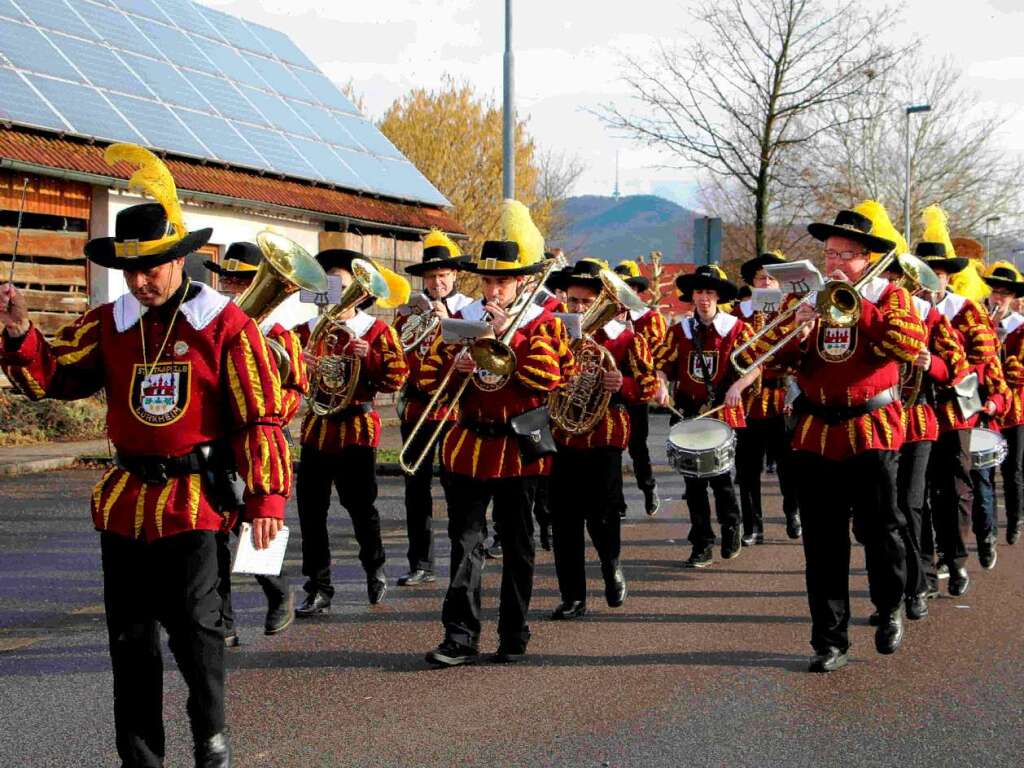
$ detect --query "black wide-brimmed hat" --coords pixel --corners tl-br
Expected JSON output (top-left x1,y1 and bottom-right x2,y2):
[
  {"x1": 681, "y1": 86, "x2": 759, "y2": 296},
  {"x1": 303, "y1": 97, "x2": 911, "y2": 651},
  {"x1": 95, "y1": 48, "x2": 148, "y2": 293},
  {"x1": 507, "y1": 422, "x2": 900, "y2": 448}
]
[
  {"x1": 613, "y1": 260, "x2": 650, "y2": 292},
  {"x1": 84, "y1": 203, "x2": 212, "y2": 271},
  {"x1": 560, "y1": 259, "x2": 607, "y2": 292},
  {"x1": 740, "y1": 252, "x2": 786, "y2": 285},
  {"x1": 406, "y1": 230, "x2": 466, "y2": 276},
  {"x1": 206, "y1": 241, "x2": 260, "y2": 278},
  {"x1": 983, "y1": 261, "x2": 1024, "y2": 295},
  {"x1": 545, "y1": 265, "x2": 572, "y2": 293},
  {"x1": 676, "y1": 264, "x2": 738, "y2": 302},
  {"x1": 912, "y1": 241, "x2": 968, "y2": 274},
  {"x1": 316, "y1": 248, "x2": 375, "y2": 308},
  {"x1": 462, "y1": 240, "x2": 546, "y2": 277},
  {"x1": 807, "y1": 209, "x2": 896, "y2": 255}
]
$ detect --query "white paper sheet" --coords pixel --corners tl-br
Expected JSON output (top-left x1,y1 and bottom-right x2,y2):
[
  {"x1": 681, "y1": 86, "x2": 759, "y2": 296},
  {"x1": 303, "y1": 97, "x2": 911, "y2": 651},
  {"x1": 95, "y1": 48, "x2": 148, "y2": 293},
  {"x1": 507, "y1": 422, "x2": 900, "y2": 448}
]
[{"x1": 232, "y1": 523, "x2": 289, "y2": 576}]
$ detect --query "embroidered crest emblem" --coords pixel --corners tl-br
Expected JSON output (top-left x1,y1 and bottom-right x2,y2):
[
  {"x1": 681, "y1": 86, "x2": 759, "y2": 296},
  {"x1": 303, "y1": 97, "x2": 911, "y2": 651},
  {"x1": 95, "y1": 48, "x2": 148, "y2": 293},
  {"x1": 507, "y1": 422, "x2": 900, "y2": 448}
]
[
  {"x1": 687, "y1": 351, "x2": 719, "y2": 382},
  {"x1": 173, "y1": 341, "x2": 189, "y2": 356},
  {"x1": 818, "y1": 325, "x2": 857, "y2": 362},
  {"x1": 129, "y1": 363, "x2": 191, "y2": 426},
  {"x1": 474, "y1": 367, "x2": 505, "y2": 391}
]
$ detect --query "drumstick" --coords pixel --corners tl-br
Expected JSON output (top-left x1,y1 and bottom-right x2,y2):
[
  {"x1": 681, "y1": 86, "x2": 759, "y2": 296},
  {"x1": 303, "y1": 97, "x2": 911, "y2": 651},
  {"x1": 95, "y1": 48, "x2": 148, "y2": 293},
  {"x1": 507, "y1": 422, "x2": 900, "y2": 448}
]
[
  {"x1": 694, "y1": 403, "x2": 727, "y2": 420},
  {"x1": 7, "y1": 177, "x2": 29, "y2": 285},
  {"x1": 662, "y1": 402, "x2": 727, "y2": 421}
]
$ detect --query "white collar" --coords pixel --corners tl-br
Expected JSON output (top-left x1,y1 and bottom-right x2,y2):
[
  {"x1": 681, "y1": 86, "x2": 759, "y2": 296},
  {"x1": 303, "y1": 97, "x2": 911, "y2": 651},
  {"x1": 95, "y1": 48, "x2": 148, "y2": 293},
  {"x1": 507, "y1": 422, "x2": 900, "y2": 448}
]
[
  {"x1": 935, "y1": 291, "x2": 967, "y2": 321},
  {"x1": 1001, "y1": 312, "x2": 1024, "y2": 335},
  {"x1": 444, "y1": 292, "x2": 474, "y2": 313},
  {"x1": 629, "y1": 307, "x2": 650, "y2": 322},
  {"x1": 680, "y1": 311, "x2": 738, "y2": 340},
  {"x1": 113, "y1": 281, "x2": 229, "y2": 334},
  {"x1": 858, "y1": 276, "x2": 889, "y2": 305},
  {"x1": 911, "y1": 295, "x2": 931, "y2": 321},
  {"x1": 603, "y1": 319, "x2": 627, "y2": 340},
  {"x1": 738, "y1": 299, "x2": 754, "y2": 318},
  {"x1": 345, "y1": 310, "x2": 375, "y2": 338}
]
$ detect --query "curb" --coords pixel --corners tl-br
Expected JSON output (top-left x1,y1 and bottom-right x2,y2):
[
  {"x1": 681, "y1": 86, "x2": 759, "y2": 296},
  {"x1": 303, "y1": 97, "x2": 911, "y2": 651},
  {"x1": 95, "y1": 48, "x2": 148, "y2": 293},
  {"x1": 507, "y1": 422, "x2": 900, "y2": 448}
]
[{"x1": 0, "y1": 456, "x2": 79, "y2": 477}]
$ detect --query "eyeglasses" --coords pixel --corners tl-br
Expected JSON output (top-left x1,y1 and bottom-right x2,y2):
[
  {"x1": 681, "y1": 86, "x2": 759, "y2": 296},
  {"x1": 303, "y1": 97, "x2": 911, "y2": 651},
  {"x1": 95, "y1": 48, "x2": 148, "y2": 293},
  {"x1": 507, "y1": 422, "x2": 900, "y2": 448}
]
[{"x1": 823, "y1": 249, "x2": 869, "y2": 261}]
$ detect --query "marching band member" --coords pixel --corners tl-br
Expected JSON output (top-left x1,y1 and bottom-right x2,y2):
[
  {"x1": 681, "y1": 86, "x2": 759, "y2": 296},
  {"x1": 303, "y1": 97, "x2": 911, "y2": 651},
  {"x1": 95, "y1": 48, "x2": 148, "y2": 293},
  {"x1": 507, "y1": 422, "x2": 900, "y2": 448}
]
[
  {"x1": 732, "y1": 251, "x2": 802, "y2": 544},
  {"x1": 294, "y1": 249, "x2": 408, "y2": 615},
  {"x1": 0, "y1": 144, "x2": 290, "y2": 766},
  {"x1": 206, "y1": 241, "x2": 308, "y2": 643},
  {"x1": 395, "y1": 231, "x2": 473, "y2": 586},
  {"x1": 757, "y1": 204, "x2": 927, "y2": 672},
  {"x1": 615, "y1": 261, "x2": 667, "y2": 516},
  {"x1": 548, "y1": 260, "x2": 658, "y2": 619},
  {"x1": 656, "y1": 265, "x2": 761, "y2": 568},
  {"x1": 983, "y1": 262, "x2": 1024, "y2": 546},
  {"x1": 420, "y1": 202, "x2": 573, "y2": 667},
  {"x1": 917, "y1": 208, "x2": 1008, "y2": 590}
]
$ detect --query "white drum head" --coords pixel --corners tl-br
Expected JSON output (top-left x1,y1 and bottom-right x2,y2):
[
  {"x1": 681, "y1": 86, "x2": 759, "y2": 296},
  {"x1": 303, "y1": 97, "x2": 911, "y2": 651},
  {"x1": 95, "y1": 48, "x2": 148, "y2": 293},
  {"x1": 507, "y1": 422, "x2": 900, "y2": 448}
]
[
  {"x1": 969, "y1": 428, "x2": 1001, "y2": 453},
  {"x1": 668, "y1": 418, "x2": 732, "y2": 450}
]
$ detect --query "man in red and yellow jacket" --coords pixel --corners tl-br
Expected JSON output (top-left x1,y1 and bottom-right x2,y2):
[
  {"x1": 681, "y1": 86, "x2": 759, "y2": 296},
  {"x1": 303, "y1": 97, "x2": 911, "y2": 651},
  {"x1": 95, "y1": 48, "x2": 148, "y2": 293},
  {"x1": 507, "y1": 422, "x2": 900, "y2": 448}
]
[
  {"x1": 548, "y1": 261, "x2": 659, "y2": 620},
  {"x1": 615, "y1": 260, "x2": 667, "y2": 516},
  {"x1": 756, "y1": 205, "x2": 927, "y2": 673},
  {"x1": 655, "y1": 265, "x2": 761, "y2": 568},
  {"x1": 1, "y1": 165, "x2": 288, "y2": 763},
  {"x1": 394, "y1": 231, "x2": 473, "y2": 586},
  {"x1": 419, "y1": 212, "x2": 573, "y2": 667},
  {"x1": 294, "y1": 249, "x2": 408, "y2": 615}
]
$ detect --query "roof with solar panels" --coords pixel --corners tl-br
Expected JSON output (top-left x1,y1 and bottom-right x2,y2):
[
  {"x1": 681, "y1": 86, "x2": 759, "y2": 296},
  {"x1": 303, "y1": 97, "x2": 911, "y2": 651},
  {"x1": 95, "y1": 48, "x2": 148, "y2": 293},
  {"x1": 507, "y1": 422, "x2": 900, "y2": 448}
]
[{"x1": 0, "y1": 0, "x2": 458, "y2": 230}]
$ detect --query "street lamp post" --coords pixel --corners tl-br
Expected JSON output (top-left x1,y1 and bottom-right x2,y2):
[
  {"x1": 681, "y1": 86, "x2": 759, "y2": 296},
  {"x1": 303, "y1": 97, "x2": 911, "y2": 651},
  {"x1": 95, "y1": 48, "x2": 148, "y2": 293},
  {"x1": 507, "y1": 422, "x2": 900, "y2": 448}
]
[
  {"x1": 502, "y1": 0, "x2": 515, "y2": 200},
  {"x1": 985, "y1": 215, "x2": 1002, "y2": 257},
  {"x1": 904, "y1": 104, "x2": 932, "y2": 245}
]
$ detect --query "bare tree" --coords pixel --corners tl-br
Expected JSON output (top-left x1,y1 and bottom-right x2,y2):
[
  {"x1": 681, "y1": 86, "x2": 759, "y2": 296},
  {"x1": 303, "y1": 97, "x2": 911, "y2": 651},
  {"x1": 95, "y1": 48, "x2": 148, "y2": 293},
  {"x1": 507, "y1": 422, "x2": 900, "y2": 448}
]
[
  {"x1": 534, "y1": 148, "x2": 586, "y2": 244},
  {"x1": 599, "y1": 0, "x2": 909, "y2": 257}
]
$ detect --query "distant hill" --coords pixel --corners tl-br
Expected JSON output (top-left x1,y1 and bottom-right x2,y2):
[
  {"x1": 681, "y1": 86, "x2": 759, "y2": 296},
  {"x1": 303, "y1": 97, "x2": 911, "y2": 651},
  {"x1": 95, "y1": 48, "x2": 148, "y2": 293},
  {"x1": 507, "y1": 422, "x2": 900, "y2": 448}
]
[{"x1": 551, "y1": 194, "x2": 698, "y2": 264}]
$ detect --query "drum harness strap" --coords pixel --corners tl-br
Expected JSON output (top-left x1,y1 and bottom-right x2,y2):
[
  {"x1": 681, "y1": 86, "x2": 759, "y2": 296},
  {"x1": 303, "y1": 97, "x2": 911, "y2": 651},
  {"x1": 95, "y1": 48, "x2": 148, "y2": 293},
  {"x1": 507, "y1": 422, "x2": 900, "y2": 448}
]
[{"x1": 690, "y1": 316, "x2": 720, "y2": 412}]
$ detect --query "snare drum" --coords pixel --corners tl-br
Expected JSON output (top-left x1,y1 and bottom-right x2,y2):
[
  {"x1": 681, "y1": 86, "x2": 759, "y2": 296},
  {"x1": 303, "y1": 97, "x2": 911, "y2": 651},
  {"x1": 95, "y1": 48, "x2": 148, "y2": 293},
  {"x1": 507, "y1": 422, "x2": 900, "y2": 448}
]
[
  {"x1": 969, "y1": 427, "x2": 1008, "y2": 471},
  {"x1": 665, "y1": 418, "x2": 736, "y2": 478}
]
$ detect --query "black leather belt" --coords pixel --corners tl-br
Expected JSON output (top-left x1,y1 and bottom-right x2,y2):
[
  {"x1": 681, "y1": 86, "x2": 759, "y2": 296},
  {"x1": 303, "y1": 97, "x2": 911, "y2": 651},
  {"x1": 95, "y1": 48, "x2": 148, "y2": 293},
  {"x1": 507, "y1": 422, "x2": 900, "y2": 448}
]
[
  {"x1": 116, "y1": 446, "x2": 209, "y2": 485},
  {"x1": 459, "y1": 417, "x2": 512, "y2": 438},
  {"x1": 403, "y1": 386, "x2": 430, "y2": 403},
  {"x1": 328, "y1": 402, "x2": 373, "y2": 421},
  {"x1": 793, "y1": 387, "x2": 897, "y2": 425}
]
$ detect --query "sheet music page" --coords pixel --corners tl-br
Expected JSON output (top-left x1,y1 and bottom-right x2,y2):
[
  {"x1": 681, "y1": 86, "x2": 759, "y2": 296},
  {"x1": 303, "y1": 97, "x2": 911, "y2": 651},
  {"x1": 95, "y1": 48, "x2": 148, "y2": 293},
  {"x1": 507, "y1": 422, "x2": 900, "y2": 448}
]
[{"x1": 233, "y1": 523, "x2": 289, "y2": 576}]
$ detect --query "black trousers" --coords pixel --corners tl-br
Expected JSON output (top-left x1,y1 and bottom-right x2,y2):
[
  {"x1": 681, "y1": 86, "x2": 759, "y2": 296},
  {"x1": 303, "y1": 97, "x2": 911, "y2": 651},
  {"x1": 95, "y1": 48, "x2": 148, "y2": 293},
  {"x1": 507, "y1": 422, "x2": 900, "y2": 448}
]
[
  {"x1": 399, "y1": 419, "x2": 451, "y2": 572},
  {"x1": 101, "y1": 531, "x2": 225, "y2": 768},
  {"x1": 549, "y1": 447, "x2": 624, "y2": 603},
  {"x1": 627, "y1": 403, "x2": 656, "y2": 491},
  {"x1": 1001, "y1": 425, "x2": 1024, "y2": 532},
  {"x1": 929, "y1": 430, "x2": 973, "y2": 569},
  {"x1": 897, "y1": 440, "x2": 932, "y2": 598},
  {"x1": 215, "y1": 532, "x2": 287, "y2": 634},
  {"x1": 792, "y1": 450, "x2": 907, "y2": 653},
  {"x1": 683, "y1": 472, "x2": 741, "y2": 549},
  {"x1": 533, "y1": 475, "x2": 552, "y2": 529},
  {"x1": 441, "y1": 473, "x2": 538, "y2": 652},
  {"x1": 735, "y1": 415, "x2": 797, "y2": 534},
  {"x1": 297, "y1": 445, "x2": 385, "y2": 597}
]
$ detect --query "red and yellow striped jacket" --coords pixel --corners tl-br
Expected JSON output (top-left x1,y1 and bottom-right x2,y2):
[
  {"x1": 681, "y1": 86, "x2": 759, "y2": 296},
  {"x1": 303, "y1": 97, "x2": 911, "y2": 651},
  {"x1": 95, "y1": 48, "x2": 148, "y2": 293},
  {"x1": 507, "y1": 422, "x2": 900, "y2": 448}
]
[
  {"x1": 733, "y1": 300, "x2": 789, "y2": 420},
  {"x1": 418, "y1": 301, "x2": 574, "y2": 479},
  {"x1": 1, "y1": 283, "x2": 290, "y2": 541},
  {"x1": 631, "y1": 307, "x2": 667, "y2": 359},
  {"x1": 997, "y1": 318, "x2": 1024, "y2": 430},
  {"x1": 266, "y1": 323, "x2": 307, "y2": 424},
  {"x1": 756, "y1": 278, "x2": 926, "y2": 460},
  {"x1": 298, "y1": 311, "x2": 408, "y2": 451},
  {"x1": 903, "y1": 297, "x2": 968, "y2": 443},
  {"x1": 554, "y1": 322, "x2": 659, "y2": 451}
]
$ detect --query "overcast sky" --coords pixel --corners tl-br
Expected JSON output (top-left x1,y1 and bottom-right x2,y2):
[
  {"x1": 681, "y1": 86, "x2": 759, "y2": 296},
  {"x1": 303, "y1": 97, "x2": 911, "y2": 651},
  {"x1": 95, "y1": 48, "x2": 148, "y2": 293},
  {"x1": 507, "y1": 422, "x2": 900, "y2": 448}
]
[{"x1": 207, "y1": 0, "x2": 1024, "y2": 210}]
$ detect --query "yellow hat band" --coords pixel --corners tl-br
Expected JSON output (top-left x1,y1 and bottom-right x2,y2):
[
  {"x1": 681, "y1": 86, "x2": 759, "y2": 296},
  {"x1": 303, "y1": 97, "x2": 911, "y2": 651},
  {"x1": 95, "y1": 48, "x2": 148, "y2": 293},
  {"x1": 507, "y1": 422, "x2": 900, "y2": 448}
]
[
  {"x1": 113, "y1": 231, "x2": 184, "y2": 259},
  {"x1": 222, "y1": 258, "x2": 259, "y2": 272}
]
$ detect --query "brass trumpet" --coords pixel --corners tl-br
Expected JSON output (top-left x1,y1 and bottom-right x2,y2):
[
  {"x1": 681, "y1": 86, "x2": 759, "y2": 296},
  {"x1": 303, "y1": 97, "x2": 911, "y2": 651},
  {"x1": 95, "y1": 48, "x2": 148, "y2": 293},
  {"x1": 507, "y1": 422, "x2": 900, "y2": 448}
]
[{"x1": 730, "y1": 250, "x2": 941, "y2": 376}]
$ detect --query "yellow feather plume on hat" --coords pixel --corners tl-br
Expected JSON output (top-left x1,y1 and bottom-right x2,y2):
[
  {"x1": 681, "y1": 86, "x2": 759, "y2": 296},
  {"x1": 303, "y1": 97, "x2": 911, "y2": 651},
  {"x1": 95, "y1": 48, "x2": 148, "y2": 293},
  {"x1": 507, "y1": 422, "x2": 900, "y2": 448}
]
[
  {"x1": 986, "y1": 260, "x2": 1023, "y2": 281},
  {"x1": 951, "y1": 261, "x2": 991, "y2": 302},
  {"x1": 616, "y1": 259, "x2": 641, "y2": 278},
  {"x1": 854, "y1": 199, "x2": 906, "y2": 257},
  {"x1": 423, "y1": 228, "x2": 461, "y2": 259},
  {"x1": 502, "y1": 199, "x2": 544, "y2": 266},
  {"x1": 104, "y1": 143, "x2": 185, "y2": 237},
  {"x1": 919, "y1": 205, "x2": 955, "y2": 258},
  {"x1": 367, "y1": 258, "x2": 411, "y2": 309}
]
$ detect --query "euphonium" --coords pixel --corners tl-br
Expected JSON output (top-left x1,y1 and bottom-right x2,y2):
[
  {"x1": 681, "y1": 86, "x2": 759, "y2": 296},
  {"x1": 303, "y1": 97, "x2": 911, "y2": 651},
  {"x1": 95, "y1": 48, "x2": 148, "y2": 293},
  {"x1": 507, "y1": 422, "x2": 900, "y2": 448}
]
[
  {"x1": 398, "y1": 292, "x2": 441, "y2": 352},
  {"x1": 306, "y1": 259, "x2": 391, "y2": 416},
  {"x1": 549, "y1": 269, "x2": 649, "y2": 435}
]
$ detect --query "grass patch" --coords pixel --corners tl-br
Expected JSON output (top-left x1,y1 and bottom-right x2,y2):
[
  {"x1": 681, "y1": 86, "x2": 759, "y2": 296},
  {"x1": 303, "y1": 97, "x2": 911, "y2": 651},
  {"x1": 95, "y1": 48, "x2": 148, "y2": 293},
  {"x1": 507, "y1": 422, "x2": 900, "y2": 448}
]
[{"x1": 0, "y1": 388, "x2": 107, "y2": 446}]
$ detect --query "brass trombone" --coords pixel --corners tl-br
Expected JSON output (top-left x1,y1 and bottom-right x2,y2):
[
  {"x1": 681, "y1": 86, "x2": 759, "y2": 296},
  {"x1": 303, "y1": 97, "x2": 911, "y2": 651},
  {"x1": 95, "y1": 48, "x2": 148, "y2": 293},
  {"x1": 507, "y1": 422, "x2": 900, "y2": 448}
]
[
  {"x1": 398, "y1": 259, "x2": 561, "y2": 475},
  {"x1": 730, "y1": 250, "x2": 941, "y2": 377}
]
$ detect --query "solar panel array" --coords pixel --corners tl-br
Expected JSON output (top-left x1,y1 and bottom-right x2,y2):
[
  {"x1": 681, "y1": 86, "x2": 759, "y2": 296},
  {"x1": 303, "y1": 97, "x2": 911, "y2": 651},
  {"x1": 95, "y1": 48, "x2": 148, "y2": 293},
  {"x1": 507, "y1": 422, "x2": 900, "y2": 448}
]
[{"x1": 0, "y1": 0, "x2": 448, "y2": 207}]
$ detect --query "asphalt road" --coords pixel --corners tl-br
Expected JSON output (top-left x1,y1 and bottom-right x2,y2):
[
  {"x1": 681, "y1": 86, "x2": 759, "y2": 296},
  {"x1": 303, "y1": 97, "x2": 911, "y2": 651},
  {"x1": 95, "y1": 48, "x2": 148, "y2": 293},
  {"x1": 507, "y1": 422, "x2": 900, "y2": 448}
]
[{"x1": 1, "y1": 415, "x2": 1022, "y2": 767}]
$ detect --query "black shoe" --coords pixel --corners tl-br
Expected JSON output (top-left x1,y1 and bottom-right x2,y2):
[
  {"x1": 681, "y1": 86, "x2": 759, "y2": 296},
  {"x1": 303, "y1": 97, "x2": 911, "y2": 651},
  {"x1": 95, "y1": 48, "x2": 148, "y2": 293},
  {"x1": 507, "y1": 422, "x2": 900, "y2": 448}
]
[
  {"x1": 808, "y1": 647, "x2": 848, "y2": 673},
  {"x1": 867, "y1": 611, "x2": 881, "y2": 627},
  {"x1": 397, "y1": 569, "x2": 436, "y2": 586},
  {"x1": 425, "y1": 640, "x2": 479, "y2": 667},
  {"x1": 786, "y1": 513, "x2": 802, "y2": 540},
  {"x1": 948, "y1": 567, "x2": 970, "y2": 596},
  {"x1": 264, "y1": 591, "x2": 294, "y2": 636},
  {"x1": 367, "y1": 571, "x2": 388, "y2": 605},
  {"x1": 492, "y1": 645, "x2": 526, "y2": 664},
  {"x1": 721, "y1": 527, "x2": 742, "y2": 560},
  {"x1": 643, "y1": 485, "x2": 660, "y2": 516},
  {"x1": 875, "y1": 607, "x2": 904, "y2": 654},
  {"x1": 295, "y1": 591, "x2": 331, "y2": 617},
  {"x1": 603, "y1": 565, "x2": 627, "y2": 607},
  {"x1": 936, "y1": 562, "x2": 950, "y2": 580},
  {"x1": 539, "y1": 524, "x2": 552, "y2": 552},
  {"x1": 978, "y1": 536, "x2": 997, "y2": 570},
  {"x1": 223, "y1": 632, "x2": 240, "y2": 648},
  {"x1": 550, "y1": 600, "x2": 587, "y2": 620},
  {"x1": 741, "y1": 531, "x2": 756, "y2": 547},
  {"x1": 1008, "y1": 520, "x2": 1021, "y2": 545},
  {"x1": 683, "y1": 546, "x2": 713, "y2": 568},
  {"x1": 905, "y1": 592, "x2": 929, "y2": 621},
  {"x1": 195, "y1": 732, "x2": 231, "y2": 768}
]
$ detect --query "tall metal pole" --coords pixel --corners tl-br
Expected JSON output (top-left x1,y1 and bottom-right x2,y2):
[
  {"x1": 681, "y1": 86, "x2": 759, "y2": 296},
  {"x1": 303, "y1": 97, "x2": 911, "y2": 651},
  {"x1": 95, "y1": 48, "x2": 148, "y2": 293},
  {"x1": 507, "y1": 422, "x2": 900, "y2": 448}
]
[
  {"x1": 502, "y1": 0, "x2": 515, "y2": 200},
  {"x1": 903, "y1": 104, "x2": 931, "y2": 245}
]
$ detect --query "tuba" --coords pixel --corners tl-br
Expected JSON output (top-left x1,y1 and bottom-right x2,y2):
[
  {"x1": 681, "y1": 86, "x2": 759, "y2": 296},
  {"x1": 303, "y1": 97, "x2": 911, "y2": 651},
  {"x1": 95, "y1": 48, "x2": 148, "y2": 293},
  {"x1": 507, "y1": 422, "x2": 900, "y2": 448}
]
[
  {"x1": 236, "y1": 232, "x2": 328, "y2": 380},
  {"x1": 398, "y1": 291, "x2": 441, "y2": 352},
  {"x1": 549, "y1": 269, "x2": 649, "y2": 435},
  {"x1": 306, "y1": 258, "x2": 393, "y2": 416}
]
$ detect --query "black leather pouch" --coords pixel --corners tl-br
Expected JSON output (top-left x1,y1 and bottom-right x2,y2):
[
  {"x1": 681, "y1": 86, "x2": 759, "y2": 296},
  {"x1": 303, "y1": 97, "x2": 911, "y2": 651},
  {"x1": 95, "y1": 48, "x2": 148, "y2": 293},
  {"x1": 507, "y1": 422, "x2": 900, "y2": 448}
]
[{"x1": 509, "y1": 406, "x2": 557, "y2": 462}]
